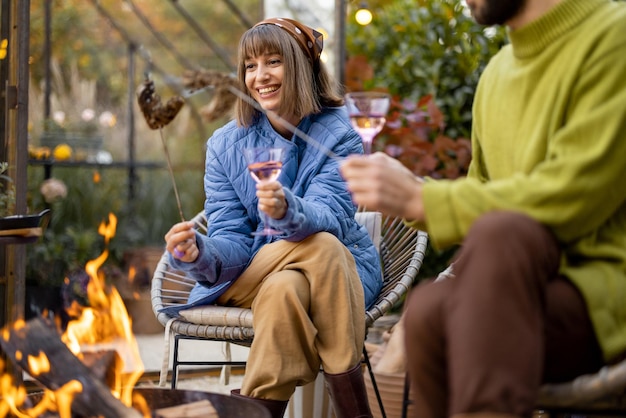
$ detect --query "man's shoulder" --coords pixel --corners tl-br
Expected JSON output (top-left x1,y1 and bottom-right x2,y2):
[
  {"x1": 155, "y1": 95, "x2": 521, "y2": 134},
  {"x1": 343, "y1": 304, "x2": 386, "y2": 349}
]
[{"x1": 583, "y1": 1, "x2": 626, "y2": 45}]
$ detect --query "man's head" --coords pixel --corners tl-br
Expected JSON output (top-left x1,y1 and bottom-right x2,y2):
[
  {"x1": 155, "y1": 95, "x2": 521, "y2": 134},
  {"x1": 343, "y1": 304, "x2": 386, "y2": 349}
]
[{"x1": 466, "y1": 0, "x2": 526, "y2": 26}]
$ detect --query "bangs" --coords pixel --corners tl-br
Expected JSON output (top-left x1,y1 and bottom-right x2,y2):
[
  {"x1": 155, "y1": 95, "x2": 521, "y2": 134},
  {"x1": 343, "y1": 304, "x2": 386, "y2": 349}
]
[{"x1": 239, "y1": 25, "x2": 285, "y2": 60}]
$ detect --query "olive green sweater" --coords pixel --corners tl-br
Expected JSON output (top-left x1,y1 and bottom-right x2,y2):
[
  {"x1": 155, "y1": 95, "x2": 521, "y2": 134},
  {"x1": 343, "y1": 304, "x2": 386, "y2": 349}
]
[{"x1": 420, "y1": 0, "x2": 626, "y2": 361}]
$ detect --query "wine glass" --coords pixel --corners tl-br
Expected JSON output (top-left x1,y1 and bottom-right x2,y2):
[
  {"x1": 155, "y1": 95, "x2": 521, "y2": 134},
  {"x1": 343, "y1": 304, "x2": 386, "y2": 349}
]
[
  {"x1": 345, "y1": 92, "x2": 391, "y2": 154},
  {"x1": 244, "y1": 147, "x2": 285, "y2": 236}
]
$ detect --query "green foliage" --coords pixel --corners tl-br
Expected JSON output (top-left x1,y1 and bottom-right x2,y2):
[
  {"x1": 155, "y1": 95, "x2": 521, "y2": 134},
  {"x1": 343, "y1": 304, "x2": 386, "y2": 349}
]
[
  {"x1": 26, "y1": 166, "x2": 122, "y2": 286},
  {"x1": 25, "y1": 165, "x2": 204, "y2": 286},
  {"x1": 346, "y1": 0, "x2": 507, "y2": 139},
  {"x1": 108, "y1": 169, "x2": 204, "y2": 263},
  {"x1": 378, "y1": 94, "x2": 472, "y2": 179},
  {"x1": 0, "y1": 162, "x2": 15, "y2": 217}
]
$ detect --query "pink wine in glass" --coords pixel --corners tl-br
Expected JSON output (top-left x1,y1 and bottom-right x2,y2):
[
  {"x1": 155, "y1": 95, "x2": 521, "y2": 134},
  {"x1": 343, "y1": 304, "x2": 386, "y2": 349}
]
[
  {"x1": 248, "y1": 161, "x2": 283, "y2": 183},
  {"x1": 345, "y1": 92, "x2": 391, "y2": 154},
  {"x1": 243, "y1": 147, "x2": 285, "y2": 236},
  {"x1": 349, "y1": 115, "x2": 386, "y2": 155}
]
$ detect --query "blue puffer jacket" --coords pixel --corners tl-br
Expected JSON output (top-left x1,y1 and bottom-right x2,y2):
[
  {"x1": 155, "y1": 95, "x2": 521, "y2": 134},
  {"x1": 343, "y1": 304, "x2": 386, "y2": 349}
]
[{"x1": 163, "y1": 107, "x2": 383, "y2": 316}]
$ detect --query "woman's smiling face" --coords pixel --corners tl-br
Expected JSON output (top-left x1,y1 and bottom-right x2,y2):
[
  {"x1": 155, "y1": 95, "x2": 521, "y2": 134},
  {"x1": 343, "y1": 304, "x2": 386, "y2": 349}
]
[{"x1": 245, "y1": 53, "x2": 285, "y2": 115}]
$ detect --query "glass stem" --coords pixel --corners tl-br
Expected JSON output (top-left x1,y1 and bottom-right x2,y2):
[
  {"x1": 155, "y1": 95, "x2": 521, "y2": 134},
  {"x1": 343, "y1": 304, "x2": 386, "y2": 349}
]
[
  {"x1": 262, "y1": 212, "x2": 271, "y2": 232},
  {"x1": 363, "y1": 137, "x2": 373, "y2": 155}
]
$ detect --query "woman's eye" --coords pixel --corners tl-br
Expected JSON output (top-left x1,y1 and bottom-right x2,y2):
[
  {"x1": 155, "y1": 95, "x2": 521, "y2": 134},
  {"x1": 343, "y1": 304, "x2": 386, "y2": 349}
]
[
  {"x1": 269, "y1": 58, "x2": 281, "y2": 65},
  {"x1": 245, "y1": 63, "x2": 255, "y2": 70}
]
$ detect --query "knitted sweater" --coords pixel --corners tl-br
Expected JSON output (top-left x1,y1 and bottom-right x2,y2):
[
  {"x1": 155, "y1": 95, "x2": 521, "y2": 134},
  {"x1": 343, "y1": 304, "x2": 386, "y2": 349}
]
[{"x1": 421, "y1": 0, "x2": 626, "y2": 361}]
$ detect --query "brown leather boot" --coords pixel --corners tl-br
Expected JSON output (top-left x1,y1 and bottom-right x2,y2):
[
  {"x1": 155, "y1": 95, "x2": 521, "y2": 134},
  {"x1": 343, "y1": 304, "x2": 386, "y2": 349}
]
[
  {"x1": 231, "y1": 389, "x2": 288, "y2": 418},
  {"x1": 324, "y1": 364, "x2": 373, "y2": 418}
]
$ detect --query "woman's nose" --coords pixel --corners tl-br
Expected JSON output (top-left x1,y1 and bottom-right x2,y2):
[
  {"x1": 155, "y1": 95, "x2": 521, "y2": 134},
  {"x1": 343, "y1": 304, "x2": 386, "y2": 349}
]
[{"x1": 257, "y1": 64, "x2": 270, "y2": 80}]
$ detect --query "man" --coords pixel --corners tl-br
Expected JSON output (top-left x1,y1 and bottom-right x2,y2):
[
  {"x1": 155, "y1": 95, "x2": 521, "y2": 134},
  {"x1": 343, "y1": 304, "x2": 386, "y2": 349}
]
[{"x1": 340, "y1": 0, "x2": 626, "y2": 417}]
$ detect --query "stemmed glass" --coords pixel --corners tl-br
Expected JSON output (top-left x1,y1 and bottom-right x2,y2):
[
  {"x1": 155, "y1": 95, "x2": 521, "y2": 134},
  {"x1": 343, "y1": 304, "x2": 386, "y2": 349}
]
[
  {"x1": 345, "y1": 92, "x2": 391, "y2": 155},
  {"x1": 244, "y1": 147, "x2": 285, "y2": 236}
]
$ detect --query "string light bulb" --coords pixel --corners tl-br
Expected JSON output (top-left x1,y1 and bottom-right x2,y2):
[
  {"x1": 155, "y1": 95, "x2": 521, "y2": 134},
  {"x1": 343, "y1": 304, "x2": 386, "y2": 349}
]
[{"x1": 355, "y1": 3, "x2": 373, "y2": 26}]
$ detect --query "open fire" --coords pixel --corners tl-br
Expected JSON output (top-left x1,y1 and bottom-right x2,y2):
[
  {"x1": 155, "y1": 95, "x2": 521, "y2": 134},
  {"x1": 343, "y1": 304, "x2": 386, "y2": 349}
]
[
  {"x1": 0, "y1": 213, "x2": 146, "y2": 418},
  {"x1": 0, "y1": 213, "x2": 267, "y2": 418}
]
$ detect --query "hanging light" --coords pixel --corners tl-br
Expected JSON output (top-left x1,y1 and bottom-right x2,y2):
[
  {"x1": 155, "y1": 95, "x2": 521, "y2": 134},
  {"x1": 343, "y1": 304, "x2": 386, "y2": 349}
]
[{"x1": 355, "y1": 3, "x2": 373, "y2": 26}]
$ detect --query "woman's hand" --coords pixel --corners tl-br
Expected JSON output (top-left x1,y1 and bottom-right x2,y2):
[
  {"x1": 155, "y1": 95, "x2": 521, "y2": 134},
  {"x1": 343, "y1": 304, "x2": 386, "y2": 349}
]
[
  {"x1": 340, "y1": 152, "x2": 425, "y2": 222},
  {"x1": 256, "y1": 181, "x2": 287, "y2": 220},
  {"x1": 164, "y1": 221, "x2": 199, "y2": 262}
]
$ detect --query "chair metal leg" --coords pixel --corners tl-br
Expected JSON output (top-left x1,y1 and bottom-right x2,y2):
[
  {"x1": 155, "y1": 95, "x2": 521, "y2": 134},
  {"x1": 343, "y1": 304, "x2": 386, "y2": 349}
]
[
  {"x1": 402, "y1": 372, "x2": 411, "y2": 418},
  {"x1": 171, "y1": 334, "x2": 248, "y2": 389},
  {"x1": 172, "y1": 334, "x2": 181, "y2": 389},
  {"x1": 363, "y1": 345, "x2": 387, "y2": 418}
]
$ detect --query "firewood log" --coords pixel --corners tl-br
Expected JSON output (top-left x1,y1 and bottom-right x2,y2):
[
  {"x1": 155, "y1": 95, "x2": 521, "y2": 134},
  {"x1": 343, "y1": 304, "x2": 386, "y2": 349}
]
[{"x1": 0, "y1": 317, "x2": 142, "y2": 418}]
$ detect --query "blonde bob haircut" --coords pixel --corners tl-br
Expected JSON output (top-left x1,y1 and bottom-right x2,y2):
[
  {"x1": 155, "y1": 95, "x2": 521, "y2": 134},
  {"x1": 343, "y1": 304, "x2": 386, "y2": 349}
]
[{"x1": 235, "y1": 23, "x2": 344, "y2": 128}]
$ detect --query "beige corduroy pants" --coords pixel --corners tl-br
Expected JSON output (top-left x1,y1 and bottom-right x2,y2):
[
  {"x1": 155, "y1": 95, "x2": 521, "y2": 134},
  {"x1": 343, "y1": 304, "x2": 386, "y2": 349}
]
[{"x1": 217, "y1": 232, "x2": 366, "y2": 401}]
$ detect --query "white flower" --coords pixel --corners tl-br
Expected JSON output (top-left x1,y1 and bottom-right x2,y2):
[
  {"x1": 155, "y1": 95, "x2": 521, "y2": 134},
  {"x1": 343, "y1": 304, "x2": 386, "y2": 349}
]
[
  {"x1": 98, "y1": 111, "x2": 117, "y2": 128},
  {"x1": 53, "y1": 111, "x2": 66, "y2": 125},
  {"x1": 40, "y1": 178, "x2": 68, "y2": 204},
  {"x1": 81, "y1": 108, "x2": 96, "y2": 122},
  {"x1": 97, "y1": 151, "x2": 113, "y2": 164}
]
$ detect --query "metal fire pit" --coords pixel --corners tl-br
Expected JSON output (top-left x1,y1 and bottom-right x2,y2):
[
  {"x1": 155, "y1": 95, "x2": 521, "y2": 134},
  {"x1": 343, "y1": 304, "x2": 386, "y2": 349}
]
[
  {"x1": 19, "y1": 388, "x2": 271, "y2": 418},
  {"x1": 134, "y1": 388, "x2": 271, "y2": 418}
]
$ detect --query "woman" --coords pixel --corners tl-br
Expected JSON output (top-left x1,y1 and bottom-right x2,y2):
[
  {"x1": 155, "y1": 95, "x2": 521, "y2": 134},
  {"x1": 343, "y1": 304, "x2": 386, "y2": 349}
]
[{"x1": 164, "y1": 17, "x2": 382, "y2": 418}]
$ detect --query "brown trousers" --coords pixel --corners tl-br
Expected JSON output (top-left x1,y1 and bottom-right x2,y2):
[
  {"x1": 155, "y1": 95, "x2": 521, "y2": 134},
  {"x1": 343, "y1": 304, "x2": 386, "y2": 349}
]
[
  {"x1": 217, "y1": 232, "x2": 366, "y2": 401},
  {"x1": 404, "y1": 212, "x2": 604, "y2": 418}
]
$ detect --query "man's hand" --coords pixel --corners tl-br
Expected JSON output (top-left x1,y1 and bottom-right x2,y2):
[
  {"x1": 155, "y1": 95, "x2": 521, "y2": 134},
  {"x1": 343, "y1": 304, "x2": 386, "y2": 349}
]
[{"x1": 340, "y1": 152, "x2": 425, "y2": 222}]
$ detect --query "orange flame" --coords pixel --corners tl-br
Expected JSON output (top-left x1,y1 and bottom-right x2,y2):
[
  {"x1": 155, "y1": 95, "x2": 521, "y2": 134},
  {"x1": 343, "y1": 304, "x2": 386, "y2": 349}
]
[
  {"x1": 0, "y1": 212, "x2": 146, "y2": 417},
  {"x1": 128, "y1": 265, "x2": 136, "y2": 286},
  {"x1": 26, "y1": 353, "x2": 50, "y2": 376}
]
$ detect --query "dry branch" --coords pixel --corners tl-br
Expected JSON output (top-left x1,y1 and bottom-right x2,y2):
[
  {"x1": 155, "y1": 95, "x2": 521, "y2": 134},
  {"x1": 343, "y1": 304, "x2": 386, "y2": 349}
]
[
  {"x1": 136, "y1": 78, "x2": 185, "y2": 130},
  {"x1": 181, "y1": 69, "x2": 238, "y2": 122}
]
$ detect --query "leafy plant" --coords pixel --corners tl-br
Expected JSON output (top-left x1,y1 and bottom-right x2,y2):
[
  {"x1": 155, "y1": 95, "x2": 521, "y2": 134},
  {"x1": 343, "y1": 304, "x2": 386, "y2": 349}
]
[
  {"x1": 346, "y1": 0, "x2": 507, "y2": 139},
  {"x1": 25, "y1": 164, "x2": 203, "y2": 287},
  {"x1": 25, "y1": 167, "x2": 123, "y2": 286},
  {"x1": 379, "y1": 94, "x2": 472, "y2": 178},
  {"x1": 108, "y1": 169, "x2": 204, "y2": 263},
  {"x1": 0, "y1": 162, "x2": 15, "y2": 217}
]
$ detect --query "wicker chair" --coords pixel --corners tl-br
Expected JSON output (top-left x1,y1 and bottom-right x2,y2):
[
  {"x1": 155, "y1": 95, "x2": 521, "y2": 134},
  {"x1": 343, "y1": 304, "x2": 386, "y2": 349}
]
[
  {"x1": 435, "y1": 266, "x2": 626, "y2": 417},
  {"x1": 536, "y1": 362, "x2": 626, "y2": 416},
  {"x1": 151, "y1": 209, "x2": 428, "y2": 417}
]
